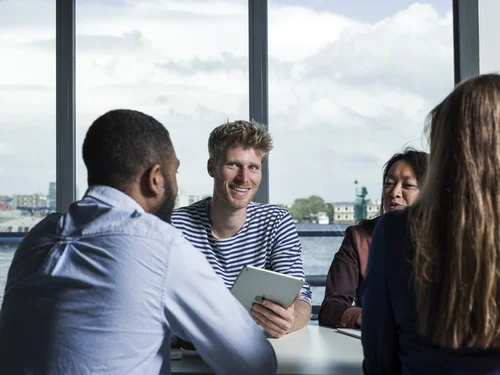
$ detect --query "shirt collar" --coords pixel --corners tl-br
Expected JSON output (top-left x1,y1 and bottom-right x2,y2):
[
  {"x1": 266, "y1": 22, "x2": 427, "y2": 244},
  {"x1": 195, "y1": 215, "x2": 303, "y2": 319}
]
[{"x1": 84, "y1": 185, "x2": 146, "y2": 214}]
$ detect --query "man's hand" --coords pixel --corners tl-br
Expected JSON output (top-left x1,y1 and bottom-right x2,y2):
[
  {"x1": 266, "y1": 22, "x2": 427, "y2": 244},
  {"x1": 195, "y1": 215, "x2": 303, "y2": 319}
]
[{"x1": 250, "y1": 292, "x2": 301, "y2": 338}]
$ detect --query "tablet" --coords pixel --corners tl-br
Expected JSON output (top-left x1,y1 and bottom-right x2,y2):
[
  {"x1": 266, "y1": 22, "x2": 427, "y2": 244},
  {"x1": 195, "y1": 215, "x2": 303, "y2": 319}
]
[{"x1": 230, "y1": 265, "x2": 305, "y2": 313}]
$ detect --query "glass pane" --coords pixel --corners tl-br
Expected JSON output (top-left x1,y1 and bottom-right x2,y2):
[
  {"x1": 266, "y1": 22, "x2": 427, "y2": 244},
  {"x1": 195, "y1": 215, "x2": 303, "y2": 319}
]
[
  {"x1": 0, "y1": 0, "x2": 56, "y2": 305},
  {"x1": 76, "y1": 0, "x2": 249, "y2": 207},
  {"x1": 479, "y1": 0, "x2": 500, "y2": 73},
  {"x1": 268, "y1": 0, "x2": 454, "y2": 305}
]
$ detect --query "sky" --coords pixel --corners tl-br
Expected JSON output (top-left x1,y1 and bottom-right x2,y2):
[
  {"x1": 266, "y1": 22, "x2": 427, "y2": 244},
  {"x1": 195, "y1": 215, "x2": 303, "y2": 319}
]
[{"x1": 0, "y1": 0, "x2": 456, "y2": 205}]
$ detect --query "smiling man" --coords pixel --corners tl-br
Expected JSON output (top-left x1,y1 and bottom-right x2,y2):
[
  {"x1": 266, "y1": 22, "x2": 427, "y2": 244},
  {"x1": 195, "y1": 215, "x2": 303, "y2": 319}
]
[{"x1": 171, "y1": 120, "x2": 312, "y2": 338}]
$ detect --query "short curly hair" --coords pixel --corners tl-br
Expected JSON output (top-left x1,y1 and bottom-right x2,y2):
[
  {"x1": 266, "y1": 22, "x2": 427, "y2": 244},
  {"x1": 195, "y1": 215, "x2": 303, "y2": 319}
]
[
  {"x1": 82, "y1": 109, "x2": 173, "y2": 190},
  {"x1": 208, "y1": 120, "x2": 273, "y2": 163}
]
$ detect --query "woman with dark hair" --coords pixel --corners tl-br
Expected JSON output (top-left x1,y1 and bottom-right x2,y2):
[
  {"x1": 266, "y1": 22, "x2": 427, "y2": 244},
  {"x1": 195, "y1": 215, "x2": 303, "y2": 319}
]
[
  {"x1": 362, "y1": 74, "x2": 500, "y2": 374},
  {"x1": 318, "y1": 148, "x2": 428, "y2": 328}
]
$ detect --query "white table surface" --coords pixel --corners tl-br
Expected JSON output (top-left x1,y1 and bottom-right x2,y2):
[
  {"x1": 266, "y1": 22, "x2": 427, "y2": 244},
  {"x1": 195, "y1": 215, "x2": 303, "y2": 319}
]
[{"x1": 171, "y1": 326, "x2": 363, "y2": 375}]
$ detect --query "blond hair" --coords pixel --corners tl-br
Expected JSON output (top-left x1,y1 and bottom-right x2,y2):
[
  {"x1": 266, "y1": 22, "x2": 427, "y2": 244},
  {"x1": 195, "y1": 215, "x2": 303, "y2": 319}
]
[
  {"x1": 208, "y1": 120, "x2": 273, "y2": 163},
  {"x1": 409, "y1": 74, "x2": 500, "y2": 349}
]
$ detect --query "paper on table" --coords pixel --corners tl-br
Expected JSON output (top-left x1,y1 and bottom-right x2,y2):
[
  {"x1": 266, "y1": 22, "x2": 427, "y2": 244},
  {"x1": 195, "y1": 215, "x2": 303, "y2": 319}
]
[
  {"x1": 170, "y1": 348, "x2": 182, "y2": 360},
  {"x1": 337, "y1": 328, "x2": 361, "y2": 339}
]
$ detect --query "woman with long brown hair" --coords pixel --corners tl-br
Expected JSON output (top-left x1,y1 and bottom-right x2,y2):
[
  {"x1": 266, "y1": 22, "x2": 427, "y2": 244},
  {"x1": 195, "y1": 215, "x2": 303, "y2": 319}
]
[{"x1": 362, "y1": 74, "x2": 500, "y2": 374}]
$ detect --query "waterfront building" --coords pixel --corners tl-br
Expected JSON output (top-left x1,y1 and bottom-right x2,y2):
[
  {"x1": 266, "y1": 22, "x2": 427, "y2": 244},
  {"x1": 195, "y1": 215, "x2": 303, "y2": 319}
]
[
  {"x1": 333, "y1": 199, "x2": 381, "y2": 225},
  {"x1": 175, "y1": 191, "x2": 203, "y2": 209},
  {"x1": 12, "y1": 194, "x2": 48, "y2": 209},
  {"x1": 333, "y1": 202, "x2": 355, "y2": 224}
]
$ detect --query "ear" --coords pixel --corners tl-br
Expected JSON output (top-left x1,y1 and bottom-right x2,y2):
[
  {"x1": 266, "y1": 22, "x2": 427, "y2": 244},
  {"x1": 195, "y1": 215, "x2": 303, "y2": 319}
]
[
  {"x1": 207, "y1": 158, "x2": 215, "y2": 178},
  {"x1": 145, "y1": 163, "x2": 164, "y2": 198}
]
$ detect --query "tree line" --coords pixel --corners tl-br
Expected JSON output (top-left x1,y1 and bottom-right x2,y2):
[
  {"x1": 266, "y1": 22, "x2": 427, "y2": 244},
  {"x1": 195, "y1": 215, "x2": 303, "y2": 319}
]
[{"x1": 278, "y1": 195, "x2": 333, "y2": 223}]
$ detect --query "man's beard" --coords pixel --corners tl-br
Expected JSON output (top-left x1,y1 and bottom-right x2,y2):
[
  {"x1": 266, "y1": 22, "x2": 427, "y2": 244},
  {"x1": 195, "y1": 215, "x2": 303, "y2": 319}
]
[{"x1": 154, "y1": 180, "x2": 176, "y2": 223}]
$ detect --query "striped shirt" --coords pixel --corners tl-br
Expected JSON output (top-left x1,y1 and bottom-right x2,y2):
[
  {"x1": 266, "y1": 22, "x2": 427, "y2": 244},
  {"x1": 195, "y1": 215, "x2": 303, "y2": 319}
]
[{"x1": 171, "y1": 198, "x2": 312, "y2": 306}]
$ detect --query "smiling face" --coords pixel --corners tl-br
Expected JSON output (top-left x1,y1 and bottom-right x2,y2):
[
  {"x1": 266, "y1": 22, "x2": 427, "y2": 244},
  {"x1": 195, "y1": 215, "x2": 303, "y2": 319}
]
[
  {"x1": 209, "y1": 145, "x2": 263, "y2": 211},
  {"x1": 382, "y1": 159, "x2": 420, "y2": 212}
]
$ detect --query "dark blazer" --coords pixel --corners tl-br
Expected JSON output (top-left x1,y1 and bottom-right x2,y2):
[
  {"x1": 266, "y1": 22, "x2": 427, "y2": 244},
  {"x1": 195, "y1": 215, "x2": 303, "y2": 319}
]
[
  {"x1": 362, "y1": 210, "x2": 500, "y2": 375},
  {"x1": 318, "y1": 225, "x2": 371, "y2": 328}
]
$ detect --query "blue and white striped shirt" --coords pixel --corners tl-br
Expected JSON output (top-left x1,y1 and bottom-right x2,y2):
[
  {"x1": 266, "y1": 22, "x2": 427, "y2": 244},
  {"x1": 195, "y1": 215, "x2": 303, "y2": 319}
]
[{"x1": 171, "y1": 198, "x2": 312, "y2": 306}]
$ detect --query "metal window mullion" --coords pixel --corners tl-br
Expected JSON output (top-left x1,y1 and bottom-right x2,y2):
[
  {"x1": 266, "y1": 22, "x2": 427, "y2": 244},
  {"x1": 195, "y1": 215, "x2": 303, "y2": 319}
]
[
  {"x1": 249, "y1": 0, "x2": 269, "y2": 204},
  {"x1": 56, "y1": 0, "x2": 76, "y2": 212},
  {"x1": 453, "y1": 0, "x2": 480, "y2": 84}
]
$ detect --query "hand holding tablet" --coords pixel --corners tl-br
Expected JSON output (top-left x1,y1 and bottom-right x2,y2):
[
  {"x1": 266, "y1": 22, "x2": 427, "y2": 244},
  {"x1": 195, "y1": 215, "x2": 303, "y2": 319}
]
[{"x1": 230, "y1": 266, "x2": 305, "y2": 312}]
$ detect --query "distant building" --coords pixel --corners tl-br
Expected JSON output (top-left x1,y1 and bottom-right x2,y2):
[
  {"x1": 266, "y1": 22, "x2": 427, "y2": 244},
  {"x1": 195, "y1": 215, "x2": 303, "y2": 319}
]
[
  {"x1": 48, "y1": 182, "x2": 56, "y2": 209},
  {"x1": 175, "y1": 191, "x2": 203, "y2": 209},
  {"x1": 12, "y1": 194, "x2": 49, "y2": 217},
  {"x1": 333, "y1": 199, "x2": 381, "y2": 224},
  {"x1": 367, "y1": 199, "x2": 381, "y2": 218},
  {"x1": 333, "y1": 202, "x2": 355, "y2": 224},
  {"x1": 316, "y1": 212, "x2": 330, "y2": 225},
  {"x1": 12, "y1": 194, "x2": 48, "y2": 209},
  {"x1": 0, "y1": 196, "x2": 11, "y2": 211}
]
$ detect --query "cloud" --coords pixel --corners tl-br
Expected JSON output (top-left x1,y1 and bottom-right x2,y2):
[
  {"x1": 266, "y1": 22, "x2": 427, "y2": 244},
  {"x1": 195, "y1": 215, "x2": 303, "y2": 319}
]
[
  {"x1": 157, "y1": 52, "x2": 247, "y2": 75},
  {"x1": 0, "y1": 0, "x2": 453, "y2": 205},
  {"x1": 29, "y1": 30, "x2": 148, "y2": 54},
  {"x1": 302, "y1": 4, "x2": 453, "y2": 101},
  {"x1": 0, "y1": 0, "x2": 54, "y2": 34}
]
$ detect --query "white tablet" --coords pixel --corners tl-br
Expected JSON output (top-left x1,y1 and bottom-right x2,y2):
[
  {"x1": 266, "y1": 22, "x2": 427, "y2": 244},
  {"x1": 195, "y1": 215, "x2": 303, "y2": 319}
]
[{"x1": 230, "y1": 265, "x2": 305, "y2": 313}]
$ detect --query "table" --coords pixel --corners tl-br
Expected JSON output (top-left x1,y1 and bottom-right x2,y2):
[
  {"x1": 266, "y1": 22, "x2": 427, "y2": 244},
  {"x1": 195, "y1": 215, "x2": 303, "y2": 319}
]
[{"x1": 171, "y1": 326, "x2": 363, "y2": 374}]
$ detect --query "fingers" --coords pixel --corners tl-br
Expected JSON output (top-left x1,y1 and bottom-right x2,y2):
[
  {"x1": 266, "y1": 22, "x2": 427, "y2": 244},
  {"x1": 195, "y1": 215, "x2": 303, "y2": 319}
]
[
  {"x1": 261, "y1": 299, "x2": 288, "y2": 316},
  {"x1": 251, "y1": 304, "x2": 289, "y2": 331},
  {"x1": 252, "y1": 312, "x2": 287, "y2": 338}
]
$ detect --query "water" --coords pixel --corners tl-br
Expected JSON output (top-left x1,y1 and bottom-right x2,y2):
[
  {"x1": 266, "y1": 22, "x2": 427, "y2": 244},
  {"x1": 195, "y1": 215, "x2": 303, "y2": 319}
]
[
  {"x1": 0, "y1": 223, "x2": 347, "y2": 307},
  {"x1": 0, "y1": 246, "x2": 15, "y2": 307},
  {"x1": 297, "y1": 223, "x2": 347, "y2": 305}
]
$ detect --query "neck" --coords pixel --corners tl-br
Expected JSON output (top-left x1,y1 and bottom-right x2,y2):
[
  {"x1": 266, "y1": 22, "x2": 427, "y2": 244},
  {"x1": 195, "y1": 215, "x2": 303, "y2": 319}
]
[
  {"x1": 121, "y1": 183, "x2": 154, "y2": 213},
  {"x1": 208, "y1": 196, "x2": 247, "y2": 239}
]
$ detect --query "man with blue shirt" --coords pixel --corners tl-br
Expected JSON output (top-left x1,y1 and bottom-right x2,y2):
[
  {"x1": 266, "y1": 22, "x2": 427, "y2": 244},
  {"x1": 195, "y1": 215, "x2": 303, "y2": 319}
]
[
  {"x1": 172, "y1": 120, "x2": 312, "y2": 339},
  {"x1": 0, "y1": 110, "x2": 277, "y2": 375}
]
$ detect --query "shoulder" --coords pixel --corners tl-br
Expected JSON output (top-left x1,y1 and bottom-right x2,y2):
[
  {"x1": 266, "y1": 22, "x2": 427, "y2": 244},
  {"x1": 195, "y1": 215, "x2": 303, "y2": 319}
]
[
  {"x1": 171, "y1": 199, "x2": 208, "y2": 226},
  {"x1": 247, "y1": 202, "x2": 293, "y2": 222},
  {"x1": 334, "y1": 225, "x2": 359, "y2": 257},
  {"x1": 247, "y1": 203, "x2": 297, "y2": 234},
  {"x1": 122, "y1": 211, "x2": 186, "y2": 246},
  {"x1": 16, "y1": 213, "x2": 65, "y2": 253},
  {"x1": 353, "y1": 216, "x2": 381, "y2": 237},
  {"x1": 172, "y1": 198, "x2": 207, "y2": 217},
  {"x1": 70, "y1": 206, "x2": 186, "y2": 253},
  {"x1": 344, "y1": 225, "x2": 357, "y2": 237},
  {"x1": 30, "y1": 212, "x2": 64, "y2": 234},
  {"x1": 351, "y1": 222, "x2": 373, "y2": 244}
]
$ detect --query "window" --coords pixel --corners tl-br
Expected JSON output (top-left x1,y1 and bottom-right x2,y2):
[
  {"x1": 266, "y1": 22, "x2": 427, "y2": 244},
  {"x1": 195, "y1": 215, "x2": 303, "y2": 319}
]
[
  {"x1": 479, "y1": 0, "x2": 500, "y2": 74},
  {"x1": 75, "y1": 0, "x2": 249, "y2": 207},
  {"x1": 268, "y1": 0, "x2": 453, "y2": 304},
  {"x1": 0, "y1": 0, "x2": 459, "y2": 313},
  {"x1": 0, "y1": 0, "x2": 56, "y2": 305}
]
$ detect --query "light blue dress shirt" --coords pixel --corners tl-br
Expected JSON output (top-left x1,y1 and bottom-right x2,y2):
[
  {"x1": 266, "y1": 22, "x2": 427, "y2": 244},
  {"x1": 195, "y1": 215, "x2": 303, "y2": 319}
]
[{"x1": 0, "y1": 186, "x2": 277, "y2": 375}]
